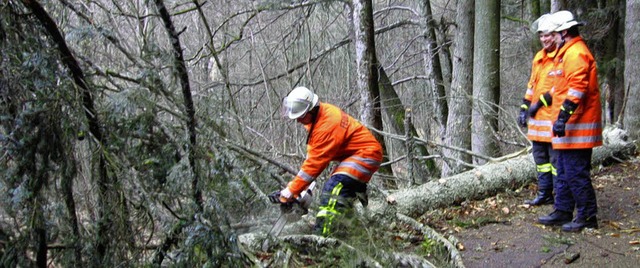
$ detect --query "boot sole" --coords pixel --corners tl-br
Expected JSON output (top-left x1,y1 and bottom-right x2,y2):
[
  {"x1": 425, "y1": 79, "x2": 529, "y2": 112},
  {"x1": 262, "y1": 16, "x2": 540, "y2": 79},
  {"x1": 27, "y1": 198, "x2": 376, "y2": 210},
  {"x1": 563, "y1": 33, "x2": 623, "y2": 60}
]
[
  {"x1": 538, "y1": 220, "x2": 571, "y2": 226},
  {"x1": 526, "y1": 201, "x2": 554, "y2": 206},
  {"x1": 562, "y1": 224, "x2": 598, "y2": 232}
]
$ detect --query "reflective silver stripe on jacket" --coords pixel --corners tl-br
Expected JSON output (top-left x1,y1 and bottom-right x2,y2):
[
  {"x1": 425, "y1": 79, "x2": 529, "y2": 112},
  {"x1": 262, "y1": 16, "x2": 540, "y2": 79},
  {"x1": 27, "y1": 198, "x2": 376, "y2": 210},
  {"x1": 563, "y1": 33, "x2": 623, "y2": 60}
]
[
  {"x1": 568, "y1": 88, "x2": 585, "y2": 99},
  {"x1": 337, "y1": 161, "x2": 373, "y2": 176},
  {"x1": 296, "y1": 170, "x2": 314, "y2": 182},
  {"x1": 528, "y1": 129, "x2": 552, "y2": 137},
  {"x1": 352, "y1": 156, "x2": 381, "y2": 167},
  {"x1": 564, "y1": 122, "x2": 602, "y2": 131},
  {"x1": 552, "y1": 135, "x2": 603, "y2": 144},
  {"x1": 527, "y1": 119, "x2": 552, "y2": 127}
]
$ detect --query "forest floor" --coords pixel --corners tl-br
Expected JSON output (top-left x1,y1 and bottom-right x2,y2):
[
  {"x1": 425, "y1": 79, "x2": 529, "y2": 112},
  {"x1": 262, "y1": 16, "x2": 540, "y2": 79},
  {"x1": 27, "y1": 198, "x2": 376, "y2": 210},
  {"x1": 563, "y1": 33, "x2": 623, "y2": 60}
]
[{"x1": 425, "y1": 152, "x2": 640, "y2": 268}]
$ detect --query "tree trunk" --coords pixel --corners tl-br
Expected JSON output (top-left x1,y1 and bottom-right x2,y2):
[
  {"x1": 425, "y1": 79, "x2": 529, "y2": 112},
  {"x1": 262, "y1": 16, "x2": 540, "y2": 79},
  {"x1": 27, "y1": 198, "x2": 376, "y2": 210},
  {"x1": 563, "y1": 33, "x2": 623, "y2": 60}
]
[
  {"x1": 550, "y1": 0, "x2": 566, "y2": 12},
  {"x1": 352, "y1": 0, "x2": 393, "y2": 177},
  {"x1": 378, "y1": 68, "x2": 436, "y2": 185},
  {"x1": 370, "y1": 127, "x2": 636, "y2": 218},
  {"x1": 420, "y1": 0, "x2": 447, "y2": 134},
  {"x1": 471, "y1": 0, "x2": 501, "y2": 164},
  {"x1": 442, "y1": 0, "x2": 474, "y2": 177},
  {"x1": 601, "y1": 0, "x2": 624, "y2": 125},
  {"x1": 153, "y1": 0, "x2": 202, "y2": 211},
  {"x1": 623, "y1": 0, "x2": 640, "y2": 139}
]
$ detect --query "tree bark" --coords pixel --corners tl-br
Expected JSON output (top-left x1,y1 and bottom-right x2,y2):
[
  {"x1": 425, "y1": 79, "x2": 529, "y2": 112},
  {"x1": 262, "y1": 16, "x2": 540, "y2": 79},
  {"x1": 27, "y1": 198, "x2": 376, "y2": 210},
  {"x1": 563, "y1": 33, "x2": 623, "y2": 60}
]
[
  {"x1": 352, "y1": 0, "x2": 393, "y2": 178},
  {"x1": 550, "y1": 0, "x2": 566, "y2": 12},
  {"x1": 471, "y1": 0, "x2": 501, "y2": 164},
  {"x1": 370, "y1": 127, "x2": 636, "y2": 218},
  {"x1": 420, "y1": 0, "x2": 447, "y2": 133},
  {"x1": 601, "y1": 0, "x2": 623, "y2": 126},
  {"x1": 442, "y1": 0, "x2": 474, "y2": 177},
  {"x1": 623, "y1": 0, "x2": 640, "y2": 139}
]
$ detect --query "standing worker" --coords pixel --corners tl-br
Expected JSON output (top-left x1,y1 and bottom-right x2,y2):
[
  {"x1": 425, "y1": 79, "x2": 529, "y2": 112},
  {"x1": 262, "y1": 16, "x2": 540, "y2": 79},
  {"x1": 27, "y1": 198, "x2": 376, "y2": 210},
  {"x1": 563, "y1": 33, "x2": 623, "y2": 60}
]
[
  {"x1": 277, "y1": 86, "x2": 383, "y2": 236},
  {"x1": 536, "y1": 10, "x2": 603, "y2": 232},
  {"x1": 518, "y1": 14, "x2": 559, "y2": 206}
]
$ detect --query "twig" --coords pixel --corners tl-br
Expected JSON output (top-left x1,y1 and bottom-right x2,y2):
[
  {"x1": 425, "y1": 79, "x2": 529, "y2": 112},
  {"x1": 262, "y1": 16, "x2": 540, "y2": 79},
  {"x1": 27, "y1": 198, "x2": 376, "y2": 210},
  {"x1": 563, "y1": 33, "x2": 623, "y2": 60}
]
[
  {"x1": 226, "y1": 141, "x2": 297, "y2": 175},
  {"x1": 615, "y1": 83, "x2": 630, "y2": 127},
  {"x1": 396, "y1": 213, "x2": 466, "y2": 268}
]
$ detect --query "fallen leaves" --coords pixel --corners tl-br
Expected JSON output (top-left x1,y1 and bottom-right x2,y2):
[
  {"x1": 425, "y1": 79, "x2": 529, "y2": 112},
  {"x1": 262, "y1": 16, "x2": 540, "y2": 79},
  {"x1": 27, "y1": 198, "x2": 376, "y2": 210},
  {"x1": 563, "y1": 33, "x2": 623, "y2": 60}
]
[
  {"x1": 564, "y1": 252, "x2": 580, "y2": 264},
  {"x1": 386, "y1": 195, "x2": 396, "y2": 204},
  {"x1": 501, "y1": 207, "x2": 510, "y2": 214}
]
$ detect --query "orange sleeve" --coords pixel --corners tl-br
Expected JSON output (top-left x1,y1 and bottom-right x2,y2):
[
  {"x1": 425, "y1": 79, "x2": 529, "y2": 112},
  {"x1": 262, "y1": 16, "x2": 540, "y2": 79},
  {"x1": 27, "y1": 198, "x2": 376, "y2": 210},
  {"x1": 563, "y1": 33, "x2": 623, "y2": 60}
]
[
  {"x1": 561, "y1": 46, "x2": 591, "y2": 107},
  {"x1": 525, "y1": 51, "x2": 544, "y2": 102}
]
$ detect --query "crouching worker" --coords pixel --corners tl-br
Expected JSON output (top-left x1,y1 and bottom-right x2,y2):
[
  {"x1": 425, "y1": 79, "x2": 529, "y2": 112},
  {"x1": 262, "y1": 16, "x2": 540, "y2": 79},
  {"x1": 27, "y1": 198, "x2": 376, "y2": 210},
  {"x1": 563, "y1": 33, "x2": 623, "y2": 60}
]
[{"x1": 277, "y1": 86, "x2": 383, "y2": 236}]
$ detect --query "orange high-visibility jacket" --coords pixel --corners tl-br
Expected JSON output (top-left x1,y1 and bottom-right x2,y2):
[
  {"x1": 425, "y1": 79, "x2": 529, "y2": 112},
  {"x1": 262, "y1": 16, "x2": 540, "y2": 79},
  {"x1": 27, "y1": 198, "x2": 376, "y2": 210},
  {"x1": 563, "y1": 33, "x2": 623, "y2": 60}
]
[
  {"x1": 287, "y1": 103, "x2": 383, "y2": 196},
  {"x1": 549, "y1": 36, "x2": 602, "y2": 149},
  {"x1": 525, "y1": 48, "x2": 558, "y2": 142}
]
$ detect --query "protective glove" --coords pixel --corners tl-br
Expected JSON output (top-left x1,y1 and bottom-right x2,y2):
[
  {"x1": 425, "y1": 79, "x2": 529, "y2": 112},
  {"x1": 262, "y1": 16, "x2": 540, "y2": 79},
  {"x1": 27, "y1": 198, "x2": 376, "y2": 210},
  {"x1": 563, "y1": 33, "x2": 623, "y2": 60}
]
[
  {"x1": 518, "y1": 109, "x2": 528, "y2": 127},
  {"x1": 528, "y1": 92, "x2": 553, "y2": 118},
  {"x1": 552, "y1": 113, "x2": 568, "y2": 137},
  {"x1": 267, "y1": 190, "x2": 282, "y2": 203},
  {"x1": 518, "y1": 99, "x2": 531, "y2": 127},
  {"x1": 278, "y1": 187, "x2": 293, "y2": 203},
  {"x1": 553, "y1": 100, "x2": 578, "y2": 137}
]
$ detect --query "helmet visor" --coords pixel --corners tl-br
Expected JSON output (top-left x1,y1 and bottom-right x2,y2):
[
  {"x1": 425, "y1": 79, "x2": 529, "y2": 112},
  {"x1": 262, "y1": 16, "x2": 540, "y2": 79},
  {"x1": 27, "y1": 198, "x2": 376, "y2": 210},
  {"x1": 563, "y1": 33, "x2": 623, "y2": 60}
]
[{"x1": 282, "y1": 97, "x2": 311, "y2": 119}]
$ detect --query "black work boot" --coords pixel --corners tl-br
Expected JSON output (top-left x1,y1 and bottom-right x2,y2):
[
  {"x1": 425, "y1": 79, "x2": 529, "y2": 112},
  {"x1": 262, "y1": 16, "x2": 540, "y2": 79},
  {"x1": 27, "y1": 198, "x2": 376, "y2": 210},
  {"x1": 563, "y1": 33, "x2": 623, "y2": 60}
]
[
  {"x1": 538, "y1": 210, "x2": 572, "y2": 226},
  {"x1": 562, "y1": 216, "x2": 598, "y2": 232},
  {"x1": 524, "y1": 191, "x2": 554, "y2": 206}
]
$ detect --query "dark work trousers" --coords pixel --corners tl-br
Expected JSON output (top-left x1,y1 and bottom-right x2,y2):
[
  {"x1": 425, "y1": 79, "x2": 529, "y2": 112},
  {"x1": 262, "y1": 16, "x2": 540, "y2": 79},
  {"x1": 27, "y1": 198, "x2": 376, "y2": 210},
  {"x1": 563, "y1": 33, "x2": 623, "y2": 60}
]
[
  {"x1": 532, "y1": 141, "x2": 558, "y2": 196},
  {"x1": 315, "y1": 174, "x2": 367, "y2": 236},
  {"x1": 554, "y1": 148, "x2": 598, "y2": 219}
]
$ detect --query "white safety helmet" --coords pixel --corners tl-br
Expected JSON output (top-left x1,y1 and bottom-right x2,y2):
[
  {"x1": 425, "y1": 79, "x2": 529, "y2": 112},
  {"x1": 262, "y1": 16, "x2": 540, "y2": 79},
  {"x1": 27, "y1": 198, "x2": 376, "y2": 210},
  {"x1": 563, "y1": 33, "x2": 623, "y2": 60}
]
[
  {"x1": 532, "y1": 13, "x2": 558, "y2": 34},
  {"x1": 551, "y1": 10, "x2": 585, "y2": 32},
  {"x1": 282, "y1": 86, "x2": 319, "y2": 119}
]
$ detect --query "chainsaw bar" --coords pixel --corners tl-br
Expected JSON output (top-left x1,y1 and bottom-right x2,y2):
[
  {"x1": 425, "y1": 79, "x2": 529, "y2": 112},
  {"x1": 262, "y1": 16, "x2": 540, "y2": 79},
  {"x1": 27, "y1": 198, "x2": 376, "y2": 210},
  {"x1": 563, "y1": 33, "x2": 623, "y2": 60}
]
[
  {"x1": 262, "y1": 182, "x2": 316, "y2": 251},
  {"x1": 261, "y1": 205, "x2": 298, "y2": 251}
]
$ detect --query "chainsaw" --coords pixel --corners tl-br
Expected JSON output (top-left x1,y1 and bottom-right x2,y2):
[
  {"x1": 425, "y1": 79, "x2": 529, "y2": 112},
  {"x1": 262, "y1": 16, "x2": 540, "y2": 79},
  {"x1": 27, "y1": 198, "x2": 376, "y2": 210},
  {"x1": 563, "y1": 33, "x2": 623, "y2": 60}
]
[{"x1": 261, "y1": 181, "x2": 316, "y2": 251}]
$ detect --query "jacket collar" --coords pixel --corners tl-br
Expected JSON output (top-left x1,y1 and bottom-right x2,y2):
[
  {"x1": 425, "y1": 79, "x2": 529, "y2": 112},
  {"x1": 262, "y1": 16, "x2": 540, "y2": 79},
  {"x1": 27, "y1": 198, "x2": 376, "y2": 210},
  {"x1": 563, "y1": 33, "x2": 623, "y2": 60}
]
[{"x1": 556, "y1": 36, "x2": 584, "y2": 57}]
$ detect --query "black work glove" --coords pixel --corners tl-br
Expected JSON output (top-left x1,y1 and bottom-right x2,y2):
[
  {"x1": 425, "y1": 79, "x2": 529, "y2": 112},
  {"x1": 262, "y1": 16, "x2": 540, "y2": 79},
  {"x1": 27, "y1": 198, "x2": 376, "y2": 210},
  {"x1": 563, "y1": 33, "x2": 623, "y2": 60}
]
[
  {"x1": 528, "y1": 92, "x2": 553, "y2": 118},
  {"x1": 553, "y1": 100, "x2": 578, "y2": 137},
  {"x1": 518, "y1": 109, "x2": 528, "y2": 127},
  {"x1": 518, "y1": 99, "x2": 531, "y2": 127},
  {"x1": 552, "y1": 113, "x2": 568, "y2": 137},
  {"x1": 267, "y1": 190, "x2": 282, "y2": 203}
]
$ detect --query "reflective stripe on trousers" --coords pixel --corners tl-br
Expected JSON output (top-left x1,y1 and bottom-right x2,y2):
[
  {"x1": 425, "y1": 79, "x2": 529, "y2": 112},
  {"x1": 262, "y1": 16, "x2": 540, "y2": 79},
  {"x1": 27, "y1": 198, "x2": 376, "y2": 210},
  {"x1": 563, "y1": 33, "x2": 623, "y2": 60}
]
[
  {"x1": 316, "y1": 182, "x2": 343, "y2": 236},
  {"x1": 315, "y1": 174, "x2": 367, "y2": 236},
  {"x1": 532, "y1": 141, "x2": 557, "y2": 192}
]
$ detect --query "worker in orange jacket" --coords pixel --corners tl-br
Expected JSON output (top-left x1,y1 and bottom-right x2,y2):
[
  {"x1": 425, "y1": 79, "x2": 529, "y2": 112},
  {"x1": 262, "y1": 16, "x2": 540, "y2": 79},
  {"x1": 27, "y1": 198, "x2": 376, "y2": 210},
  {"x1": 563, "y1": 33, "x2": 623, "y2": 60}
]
[
  {"x1": 278, "y1": 86, "x2": 383, "y2": 236},
  {"x1": 518, "y1": 13, "x2": 559, "y2": 206},
  {"x1": 537, "y1": 10, "x2": 603, "y2": 232}
]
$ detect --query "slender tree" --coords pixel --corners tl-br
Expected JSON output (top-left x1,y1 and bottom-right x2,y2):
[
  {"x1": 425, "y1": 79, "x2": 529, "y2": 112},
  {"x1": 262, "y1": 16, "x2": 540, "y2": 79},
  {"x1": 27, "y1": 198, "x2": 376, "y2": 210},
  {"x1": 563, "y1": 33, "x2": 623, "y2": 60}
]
[
  {"x1": 351, "y1": 0, "x2": 394, "y2": 178},
  {"x1": 420, "y1": 0, "x2": 447, "y2": 133},
  {"x1": 472, "y1": 0, "x2": 501, "y2": 163},
  {"x1": 442, "y1": 0, "x2": 474, "y2": 176},
  {"x1": 624, "y1": 0, "x2": 640, "y2": 138}
]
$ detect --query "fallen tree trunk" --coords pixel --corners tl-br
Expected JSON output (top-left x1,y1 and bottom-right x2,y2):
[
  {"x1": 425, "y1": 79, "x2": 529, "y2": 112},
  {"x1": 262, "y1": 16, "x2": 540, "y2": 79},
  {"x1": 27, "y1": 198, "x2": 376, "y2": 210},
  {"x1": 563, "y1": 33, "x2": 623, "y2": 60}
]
[{"x1": 369, "y1": 126, "x2": 637, "y2": 218}]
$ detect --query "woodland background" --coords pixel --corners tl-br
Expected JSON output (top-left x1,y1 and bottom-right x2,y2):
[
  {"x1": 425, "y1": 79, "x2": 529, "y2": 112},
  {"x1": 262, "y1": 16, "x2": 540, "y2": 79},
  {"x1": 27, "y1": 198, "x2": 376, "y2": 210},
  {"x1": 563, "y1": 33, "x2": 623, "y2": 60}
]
[{"x1": 1, "y1": 0, "x2": 639, "y2": 266}]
